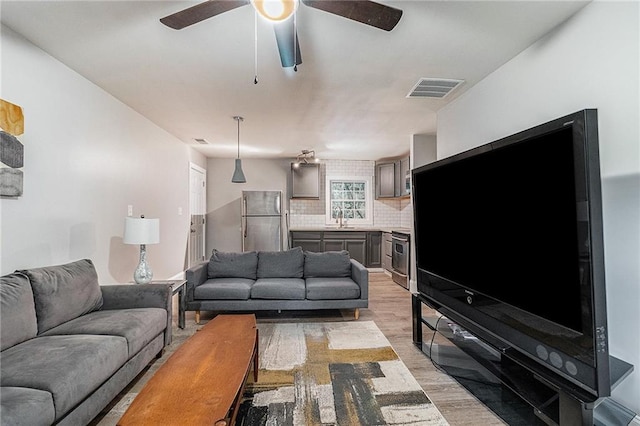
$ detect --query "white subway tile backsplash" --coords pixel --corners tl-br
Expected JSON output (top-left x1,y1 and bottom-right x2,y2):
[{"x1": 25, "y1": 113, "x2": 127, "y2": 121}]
[
  {"x1": 289, "y1": 214, "x2": 325, "y2": 228},
  {"x1": 290, "y1": 159, "x2": 412, "y2": 229}
]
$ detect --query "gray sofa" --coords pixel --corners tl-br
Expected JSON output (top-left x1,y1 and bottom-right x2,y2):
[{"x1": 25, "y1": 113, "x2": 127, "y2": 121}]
[
  {"x1": 0, "y1": 259, "x2": 172, "y2": 426},
  {"x1": 185, "y1": 247, "x2": 368, "y2": 323}
]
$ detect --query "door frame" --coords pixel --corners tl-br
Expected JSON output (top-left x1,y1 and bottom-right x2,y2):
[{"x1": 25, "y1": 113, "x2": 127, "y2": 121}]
[{"x1": 189, "y1": 162, "x2": 207, "y2": 267}]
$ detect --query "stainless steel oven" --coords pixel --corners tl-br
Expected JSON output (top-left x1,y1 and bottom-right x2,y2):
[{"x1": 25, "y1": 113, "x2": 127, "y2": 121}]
[{"x1": 391, "y1": 232, "x2": 409, "y2": 289}]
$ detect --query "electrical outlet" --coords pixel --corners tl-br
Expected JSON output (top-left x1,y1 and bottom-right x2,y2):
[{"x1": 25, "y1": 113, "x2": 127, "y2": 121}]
[
  {"x1": 178, "y1": 207, "x2": 183, "y2": 216},
  {"x1": 127, "y1": 205, "x2": 133, "y2": 216}
]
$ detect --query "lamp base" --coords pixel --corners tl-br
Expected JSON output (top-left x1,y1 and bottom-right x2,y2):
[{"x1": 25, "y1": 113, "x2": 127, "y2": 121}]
[{"x1": 133, "y1": 244, "x2": 153, "y2": 284}]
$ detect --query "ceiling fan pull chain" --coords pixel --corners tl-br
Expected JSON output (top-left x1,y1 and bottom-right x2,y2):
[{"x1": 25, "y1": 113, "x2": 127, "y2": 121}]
[
  {"x1": 293, "y1": 11, "x2": 298, "y2": 72},
  {"x1": 254, "y1": 10, "x2": 259, "y2": 84}
]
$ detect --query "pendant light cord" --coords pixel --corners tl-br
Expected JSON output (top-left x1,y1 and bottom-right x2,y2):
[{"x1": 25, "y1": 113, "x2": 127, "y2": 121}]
[
  {"x1": 293, "y1": 11, "x2": 298, "y2": 72},
  {"x1": 237, "y1": 117, "x2": 241, "y2": 158},
  {"x1": 254, "y1": 11, "x2": 258, "y2": 84}
]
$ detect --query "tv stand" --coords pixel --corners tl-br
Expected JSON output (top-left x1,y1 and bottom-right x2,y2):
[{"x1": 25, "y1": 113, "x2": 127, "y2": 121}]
[{"x1": 411, "y1": 294, "x2": 635, "y2": 426}]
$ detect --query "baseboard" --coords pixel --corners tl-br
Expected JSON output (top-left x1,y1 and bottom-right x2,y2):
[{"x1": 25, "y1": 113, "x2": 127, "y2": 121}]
[{"x1": 168, "y1": 271, "x2": 186, "y2": 280}]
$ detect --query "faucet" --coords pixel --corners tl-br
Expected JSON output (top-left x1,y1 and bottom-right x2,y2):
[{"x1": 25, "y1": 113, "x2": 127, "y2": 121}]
[{"x1": 335, "y1": 206, "x2": 343, "y2": 228}]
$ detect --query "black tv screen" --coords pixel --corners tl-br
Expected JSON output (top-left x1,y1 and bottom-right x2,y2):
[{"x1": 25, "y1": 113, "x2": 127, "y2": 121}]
[{"x1": 413, "y1": 109, "x2": 609, "y2": 398}]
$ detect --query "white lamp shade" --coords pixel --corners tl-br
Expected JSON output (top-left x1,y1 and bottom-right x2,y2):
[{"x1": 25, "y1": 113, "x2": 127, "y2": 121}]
[{"x1": 123, "y1": 217, "x2": 160, "y2": 245}]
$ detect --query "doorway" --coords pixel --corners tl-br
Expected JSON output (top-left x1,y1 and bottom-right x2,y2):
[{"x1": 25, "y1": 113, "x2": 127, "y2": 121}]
[{"x1": 189, "y1": 163, "x2": 206, "y2": 267}]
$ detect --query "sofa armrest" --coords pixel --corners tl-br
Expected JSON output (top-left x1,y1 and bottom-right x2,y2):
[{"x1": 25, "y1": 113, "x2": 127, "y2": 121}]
[
  {"x1": 185, "y1": 261, "x2": 208, "y2": 302},
  {"x1": 100, "y1": 284, "x2": 172, "y2": 346},
  {"x1": 350, "y1": 259, "x2": 369, "y2": 300},
  {"x1": 101, "y1": 284, "x2": 171, "y2": 310}
]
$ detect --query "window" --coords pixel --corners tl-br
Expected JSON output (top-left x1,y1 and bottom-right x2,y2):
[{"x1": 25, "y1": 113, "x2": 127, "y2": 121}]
[{"x1": 325, "y1": 177, "x2": 373, "y2": 225}]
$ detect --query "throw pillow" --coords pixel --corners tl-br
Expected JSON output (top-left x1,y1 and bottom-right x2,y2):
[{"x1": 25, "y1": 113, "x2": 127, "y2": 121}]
[
  {"x1": 208, "y1": 250, "x2": 258, "y2": 280},
  {"x1": 257, "y1": 247, "x2": 304, "y2": 278},
  {"x1": 304, "y1": 250, "x2": 351, "y2": 278},
  {"x1": 19, "y1": 259, "x2": 103, "y2": 334}
]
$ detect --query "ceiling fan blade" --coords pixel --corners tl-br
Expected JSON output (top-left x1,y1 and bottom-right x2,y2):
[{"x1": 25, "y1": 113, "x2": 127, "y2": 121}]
[
  {"x1": 301, "y1": 0, "x2": 402, "y2": 31},
  {"x1": 160, "y1": 0, "x2": 249, "y2": 30},
  {"x1": 273, "y1": 19, "x2": 302, "y2": 68}
]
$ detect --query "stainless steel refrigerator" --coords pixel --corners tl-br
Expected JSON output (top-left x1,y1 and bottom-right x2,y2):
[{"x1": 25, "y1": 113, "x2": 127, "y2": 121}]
[{"x1": 241, "y1": 191, "x2": 283, "y2": 252}]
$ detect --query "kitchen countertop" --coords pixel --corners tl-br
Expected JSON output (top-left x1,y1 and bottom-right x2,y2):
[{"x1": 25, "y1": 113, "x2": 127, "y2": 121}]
[
  {"x1": 290, "y1": 227, "x2": 411, "y2": 234},
  {"x1": 380, "y1": 227, "x2": 411, "y2": 234}
]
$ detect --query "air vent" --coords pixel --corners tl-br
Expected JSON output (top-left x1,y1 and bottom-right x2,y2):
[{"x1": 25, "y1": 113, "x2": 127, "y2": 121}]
[
  {"x1": 194, "y1": 138, "x2": 209, "y2": 145},
  {"x1": 407, "y1": 78, "x2": 464, "y2": 99}
]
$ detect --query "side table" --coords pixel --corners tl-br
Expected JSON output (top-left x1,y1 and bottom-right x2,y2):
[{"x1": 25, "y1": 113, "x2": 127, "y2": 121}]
[{"x1": 150, "y1": 280, "x2": 186, "y2": 330}]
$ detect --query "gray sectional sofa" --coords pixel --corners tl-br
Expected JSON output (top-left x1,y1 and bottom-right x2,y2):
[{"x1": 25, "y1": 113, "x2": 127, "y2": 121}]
[
  {"x1": 185, "y1": 247, "x2": 368, "y2": 323},
  {"x1": 0, "y1": 259, "x2": 172, "y2": 426}
]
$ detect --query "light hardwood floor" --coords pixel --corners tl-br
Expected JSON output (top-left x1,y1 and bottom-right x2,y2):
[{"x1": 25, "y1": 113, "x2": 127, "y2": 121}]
[
  {"x1": 199, "y1": 271, "x2": 506, "y2": 425},
  {"x1": 360, "y1": 272, "x2": 505, "y2": 425}
]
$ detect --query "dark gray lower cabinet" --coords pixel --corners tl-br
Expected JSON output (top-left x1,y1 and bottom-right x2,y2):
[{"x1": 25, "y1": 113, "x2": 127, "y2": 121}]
[
  {"x1": 322, "y1": 239, "x2": 345, "y2": 252},
  {"x1": 290, "y1": 231, "x2": 379, "y2": 267},
  {"x1": 366, "y1": 232, "x2": 382, "y2": 268},
  {"x1": 382, "y1": 232, "x2": 392, "y2": 272},
  {"x1": 294, "y1": 239, "x2": 322, "y2": 253},
  {"x1": 344, "y1": 240, "x2": 367, "y2": 266},
  {"x1": 324, "y1": 232, "x2": 366, "y2": 266},
  {"x1": 290, "y1": 232, "x2": 322, "y2": 253}
]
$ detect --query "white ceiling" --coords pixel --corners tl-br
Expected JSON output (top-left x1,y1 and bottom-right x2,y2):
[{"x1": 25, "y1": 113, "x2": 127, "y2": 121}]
[{"x1": 1, "y1": 0, "x2": 589, "y2": 160}]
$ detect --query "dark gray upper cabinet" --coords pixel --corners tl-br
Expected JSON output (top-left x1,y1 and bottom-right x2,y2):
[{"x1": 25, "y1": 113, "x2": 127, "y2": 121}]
[
  {"x1": 366, "y1": 231, "x2": 382, "y2": 268},
  {"x1": 291, "y1": 163, "x2": 320, "y2": 199},
  {"x1": 376, "y1": 162, "x2": 396, "y2": 199},
  {"x1": 376, "y1": 156, "x2": 410, "y2": 199},
  {"x1": 399, "y1": 157, "x2": 411, "y2": 197}
]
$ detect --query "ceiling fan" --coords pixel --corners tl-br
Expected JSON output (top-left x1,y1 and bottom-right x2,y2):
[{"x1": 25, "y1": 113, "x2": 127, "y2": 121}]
[{"x1": 160, "y1": 0, "x2": 403, "y2": 68}]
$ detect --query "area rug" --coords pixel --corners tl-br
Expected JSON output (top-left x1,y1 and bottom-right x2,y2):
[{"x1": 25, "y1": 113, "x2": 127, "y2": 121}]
[{"x1": 236, "y1": 321, "x2": 449, "y2": 426}]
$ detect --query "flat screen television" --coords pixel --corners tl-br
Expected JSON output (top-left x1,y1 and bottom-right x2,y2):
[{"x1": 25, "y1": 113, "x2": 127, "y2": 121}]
[{"x1": 412, "y1": 109, "x2": 610, "y2": 399}]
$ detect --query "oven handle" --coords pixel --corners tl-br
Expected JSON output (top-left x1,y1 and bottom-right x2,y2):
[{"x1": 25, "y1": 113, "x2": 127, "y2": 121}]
[{"x1": 392, "y1": 235, "x2": 409, "y2": 243}]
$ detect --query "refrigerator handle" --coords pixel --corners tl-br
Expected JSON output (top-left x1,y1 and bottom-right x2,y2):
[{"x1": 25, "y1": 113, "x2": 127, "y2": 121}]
[
  {"x1": 242, "y1": 196, "x2": 247, "y2": 251},
  {"x1": 275, "y1": 192, "x2": 281, "y2": 215}
]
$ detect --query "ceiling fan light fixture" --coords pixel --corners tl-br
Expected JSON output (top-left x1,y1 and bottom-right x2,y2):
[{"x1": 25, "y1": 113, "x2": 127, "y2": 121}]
[{"x1": 252, "y1": 0, "x2": 298, "y2": 22}]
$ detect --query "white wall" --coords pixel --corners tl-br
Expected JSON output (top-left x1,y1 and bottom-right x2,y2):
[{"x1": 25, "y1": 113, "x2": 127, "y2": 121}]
[
  {"x1": 409, "y1": 134, "x2": 437, "y2": 292},
  {"x1": 205, "y1": 158, "x2": 290, "y2": 253},
  {"x1": 437, "y1": 1, "x2": 639, "y2": 412},
  {"x1": 0, "y1": 26, "x2": 206, "y2": 282}
]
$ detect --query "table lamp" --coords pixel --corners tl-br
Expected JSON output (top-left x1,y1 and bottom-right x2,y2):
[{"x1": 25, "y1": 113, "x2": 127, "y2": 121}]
[{"x1": 123, "y1": 215, "x2": 160, "y2": 284}]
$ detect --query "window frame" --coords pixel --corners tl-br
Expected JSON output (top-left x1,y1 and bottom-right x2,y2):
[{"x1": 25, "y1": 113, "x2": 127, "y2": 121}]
[{"x1": 325, "y1": 176, "x2": 374, "y2": 226}]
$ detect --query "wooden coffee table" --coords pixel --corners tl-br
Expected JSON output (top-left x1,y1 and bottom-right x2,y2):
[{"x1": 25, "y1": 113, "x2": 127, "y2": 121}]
[{"x1": 118, "y1": 314, "x2": 258, "y2": 426}]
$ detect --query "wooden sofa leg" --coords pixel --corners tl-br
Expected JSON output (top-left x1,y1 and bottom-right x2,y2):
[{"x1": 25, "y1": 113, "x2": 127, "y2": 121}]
[
  {"x1": 195, "y1": 310, "x2": 201, "y2": 324},
  {"x1": 354, "y1": 308, "x2": 360, "y2": 320}
]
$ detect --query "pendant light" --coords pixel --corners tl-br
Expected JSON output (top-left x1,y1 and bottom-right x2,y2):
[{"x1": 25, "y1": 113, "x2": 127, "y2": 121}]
[{"x1": 232, "y1": 116, "x2": 247, "y2": 183}]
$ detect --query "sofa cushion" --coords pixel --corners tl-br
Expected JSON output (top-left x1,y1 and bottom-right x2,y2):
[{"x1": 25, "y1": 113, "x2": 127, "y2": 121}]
[
  {"x1": 304, "y1": 250, "x2": 351, "y2": 278},
  {"x1": 195, "y1": 278, "x2": 254, "y2": 300},
  {"x1": 40, "y1": 308, "x2": 167, "y2": 357},
  {"x1": 251, "y1": 278, "x2": 306, "y2": 300},
  {"x1": 305, "y1": 277, "x2": 361, "y2": 300},
  {"x1": 18, "y1": 259, "x2": 103, "y2": 334},
  {"x1": 208, "y1": 250, "x2": 258, "y2": 280},
  {"x1": 257, "y1": 247, "x2": 304, "y2": 278},
  {"x1": 0, "y1": 386, "x2": 55, "y2": 426},
  {"x1": 0, "y1": 335, "x2": 128, "y2": 420},
  {"x1": 0, "y1": 273, "x2": 38, "y2": 351}
]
